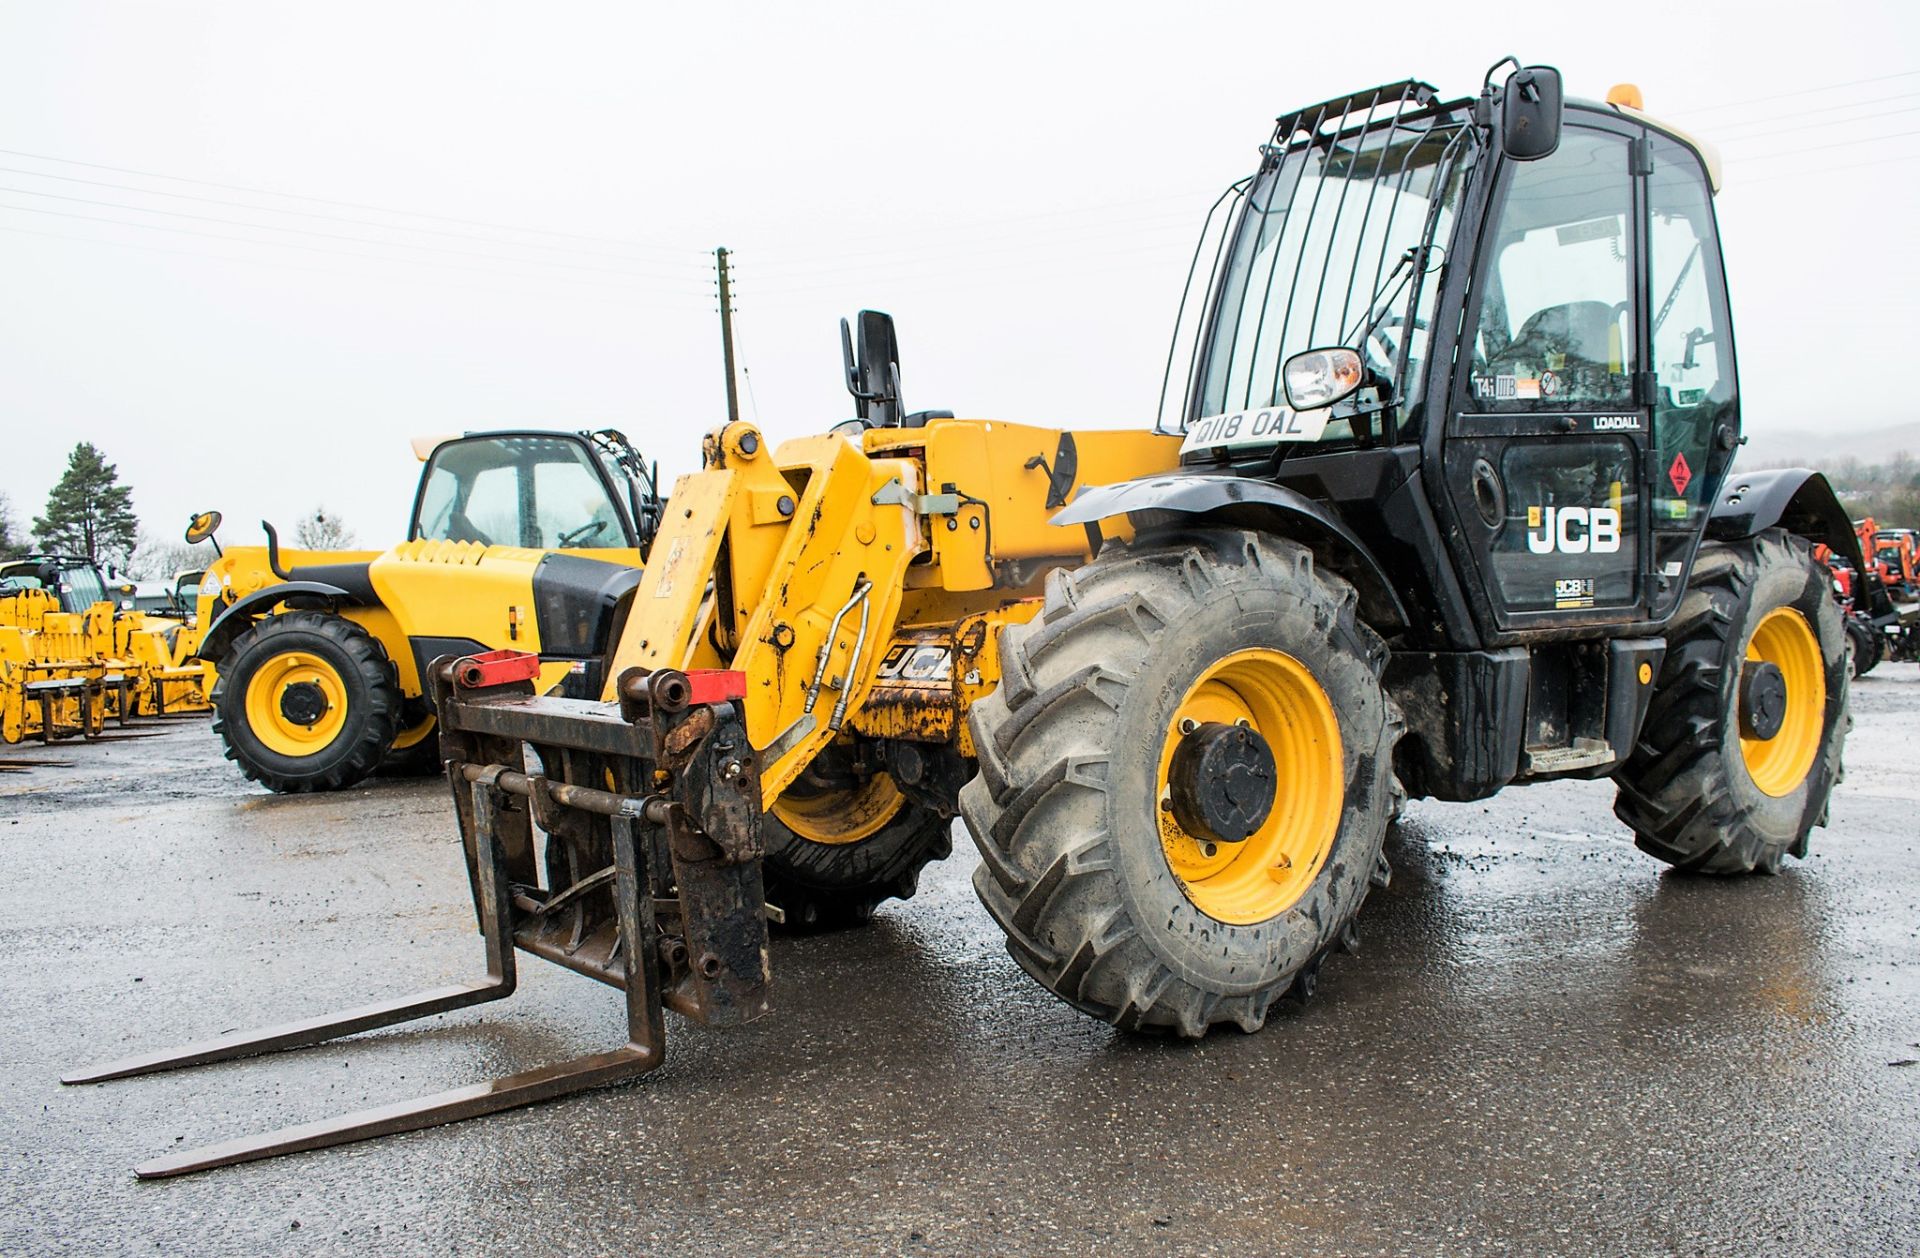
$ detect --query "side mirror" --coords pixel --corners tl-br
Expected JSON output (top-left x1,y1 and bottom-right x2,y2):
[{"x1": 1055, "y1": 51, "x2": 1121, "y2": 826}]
[
  {"x1": 1282, "y1": 347, "x2": 1365, "y2": 411},
  {"x1": 1501, "y1": 64, "x2": 1563, "y2": 161},
  {"x1": 184, "y1": 510, "x2": 222, "y2": 545}
]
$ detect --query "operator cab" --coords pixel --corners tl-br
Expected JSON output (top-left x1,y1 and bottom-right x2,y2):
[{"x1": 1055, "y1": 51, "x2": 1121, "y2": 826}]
[
  {"x1": 1161, "y1": 62, "x2": 1739, "y2": 644},
  {"x1": 410, "y1": 430, "x2": 660, "y2": 558},
  {"x1": 0, "y1": 556, "x2": 113, "y2": 615}
]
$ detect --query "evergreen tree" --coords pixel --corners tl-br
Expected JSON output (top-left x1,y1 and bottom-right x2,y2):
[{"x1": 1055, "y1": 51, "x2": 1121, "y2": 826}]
[{"x1": 33, "y1": 443, "x2": 139, "y2": 566}]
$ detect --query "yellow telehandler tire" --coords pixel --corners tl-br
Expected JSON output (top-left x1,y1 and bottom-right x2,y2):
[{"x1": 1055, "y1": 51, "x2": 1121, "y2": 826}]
[
  {"x1": 761, "y1": 778, "x2": 953, "y2": 930},
  {"x1": 211, "y1": 611, "x2": 402, "y2": 794},
  {"x1": 961, "y1": 530, "x2": 1401, "y2": 1037},
  {"x1": 1614, "y1": 529, "x2": 1848, "y2": 874}
]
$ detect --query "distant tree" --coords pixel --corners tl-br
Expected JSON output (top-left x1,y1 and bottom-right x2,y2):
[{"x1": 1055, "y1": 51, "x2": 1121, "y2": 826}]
[
  {"x1": 33, "y1": 442, "x2": 138, "y2": 566},
  {"x1": 0, "y1": 493, "x2": 26, "y2": 559},
  {"x1": 127, "y1": 532, "x2": 217, "y2": 581},
  {"x1": 294, "y1": 506, "x2": 357, "y2": 551}
]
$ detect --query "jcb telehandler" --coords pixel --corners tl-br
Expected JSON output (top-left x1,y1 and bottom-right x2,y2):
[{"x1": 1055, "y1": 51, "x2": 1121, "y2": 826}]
[
  {"x1": 190, "y1": 428, "x2": 662, "y2": 791},
  {"x1": 72, "y1": 61, "x2": 1866, "y2": 1178}
]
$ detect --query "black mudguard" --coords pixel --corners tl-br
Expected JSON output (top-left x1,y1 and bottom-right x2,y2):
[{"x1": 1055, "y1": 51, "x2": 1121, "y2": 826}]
[
  {"x1": 195, "y1": 580, "x2": 366, "y2": 662},
  {"x1": 1706, "y1": 468, "x2": 1889, "y2": 616},
  {"x1": 1053, "y1": 473, "x2": 1409, "y2": 631}
]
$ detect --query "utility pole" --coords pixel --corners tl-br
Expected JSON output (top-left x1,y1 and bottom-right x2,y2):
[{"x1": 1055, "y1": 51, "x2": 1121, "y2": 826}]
[{"x1": 715, "y1": 246, "x2": 740, "y2": 424}]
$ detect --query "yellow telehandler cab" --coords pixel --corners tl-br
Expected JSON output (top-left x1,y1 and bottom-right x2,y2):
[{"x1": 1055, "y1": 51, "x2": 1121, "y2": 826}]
[
  {"x1": 190, "y1": 428, "x2": 662, "y2": 792},
  {"x1": 74, "y1": 62, "x2": 1866, "y2": 1178}
]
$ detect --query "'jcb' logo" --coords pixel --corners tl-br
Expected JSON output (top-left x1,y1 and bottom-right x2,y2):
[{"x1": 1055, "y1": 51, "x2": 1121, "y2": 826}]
[{"x1": 1526, "y1": 506, "x2": 1622, "y2": 555}]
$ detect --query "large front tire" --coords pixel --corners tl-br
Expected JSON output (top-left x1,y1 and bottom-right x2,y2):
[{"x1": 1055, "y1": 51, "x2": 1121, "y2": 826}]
[
  {"x1": 960, "y1": 531, "x2": 1401, "y2": 1038},
  {"x1": 211, "y1": 611, "x2": 402, "y2": 794},
  {"x1": 1614, "y1": 529, "x2": 1848, "y2": 874},
  {"x1": 761, "y1": 772, "x2": 953, "y2": 930}
]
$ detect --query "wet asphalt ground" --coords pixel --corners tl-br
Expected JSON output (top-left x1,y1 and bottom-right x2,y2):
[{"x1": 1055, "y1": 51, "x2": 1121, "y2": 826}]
[{"x1": 2, "y1": 673, "x2": 1917, "y2": 1257}]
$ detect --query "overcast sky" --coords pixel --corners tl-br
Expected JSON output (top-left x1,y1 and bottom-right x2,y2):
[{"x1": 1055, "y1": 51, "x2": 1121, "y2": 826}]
[{"x1": 3, "y1": 2, "x2": 1916, "y2": 560}]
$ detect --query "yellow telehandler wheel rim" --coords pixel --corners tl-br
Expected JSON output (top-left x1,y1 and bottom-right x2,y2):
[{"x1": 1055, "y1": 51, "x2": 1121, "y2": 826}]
[
  {"x1": 245, "y1": 651, "x2": 349, "y2": 758},
  {"x1": 1157, "y1": 648, "x2": 1343, "y2": 925},
  {"x1": 772, "y1": 772, "x2": 907, "y2": 846},
  {"x1": 1740, "y1": 607, "x2": 1825, "y2": 798},
  {"x1": 391, "y1": 714, "x2": 437, "y2": 751}
]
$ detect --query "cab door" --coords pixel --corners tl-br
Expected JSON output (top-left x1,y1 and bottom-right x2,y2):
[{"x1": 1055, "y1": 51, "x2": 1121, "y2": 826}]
[{"x1": 1441, "y1": 121, "x2": 1655, "y2": 632}]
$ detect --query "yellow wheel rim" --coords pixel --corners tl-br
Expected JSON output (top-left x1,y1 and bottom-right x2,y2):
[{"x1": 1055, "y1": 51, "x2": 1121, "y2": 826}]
[
  {"x1": 1157, "y1": 647, "x2": 1344, "y2": 925},
  {"x1": 391, "y1": 713, "x2": 437, "y2": 751},
  {"x1": 772, "y1": 772, "x2": 906, "y2": 846},
  {"x1": 244, "y1": 651, "x2": 349, "y2": 758},
  {"x1": 1740, "y1": 607, "x2": 1825, "y2": 798}
]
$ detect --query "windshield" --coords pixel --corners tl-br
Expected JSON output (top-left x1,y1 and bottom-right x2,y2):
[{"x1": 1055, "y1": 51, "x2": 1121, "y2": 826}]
[
  {"x1": 58, "y1": 565, "x2": 109, "y2": 612},
  {"x1": 1187, "y1": 95, "x2": 1471, "y2": 445},
  {"x1": 413, "y1": 435, "x2": 628, "y2": 550}
]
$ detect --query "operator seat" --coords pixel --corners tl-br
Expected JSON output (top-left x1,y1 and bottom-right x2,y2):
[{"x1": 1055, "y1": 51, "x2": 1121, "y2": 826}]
[{"x1": 1488, "y1": 299, "x2": 1622, "y2": 382}]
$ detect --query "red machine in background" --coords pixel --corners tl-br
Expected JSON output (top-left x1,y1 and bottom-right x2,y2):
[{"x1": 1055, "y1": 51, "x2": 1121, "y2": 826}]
[{"x1": 1817, "y1": 517, "x2": 1920, "y2": 674}]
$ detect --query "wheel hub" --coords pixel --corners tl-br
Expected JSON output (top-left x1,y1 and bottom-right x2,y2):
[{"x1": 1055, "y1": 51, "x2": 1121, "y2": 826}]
[
  {"x1": 278, "y1": 681, "x2": 328, "y2": 727},
  {"x1": 1739, "y1": 660, "x2": 1787, "y2": 741},
  {"x1": 1167, "y1": 720, "x2": 1277, "y2": 845}
]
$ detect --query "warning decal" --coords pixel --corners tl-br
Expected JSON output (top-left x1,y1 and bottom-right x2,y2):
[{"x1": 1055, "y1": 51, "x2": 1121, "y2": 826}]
[{"x1": 1668, "y1": 452, "x2": 1692, "y2": 496}]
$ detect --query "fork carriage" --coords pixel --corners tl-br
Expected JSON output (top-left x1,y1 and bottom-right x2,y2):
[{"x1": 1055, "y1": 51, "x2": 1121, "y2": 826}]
[{"x1": 64, "y1": 651, "x2": 771, "y2": 1179}]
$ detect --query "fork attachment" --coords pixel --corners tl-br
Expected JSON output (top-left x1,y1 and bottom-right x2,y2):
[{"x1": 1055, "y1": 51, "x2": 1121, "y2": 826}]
[{"x1": 63, "y1": 655, "x2": 767, "y2": 1179}]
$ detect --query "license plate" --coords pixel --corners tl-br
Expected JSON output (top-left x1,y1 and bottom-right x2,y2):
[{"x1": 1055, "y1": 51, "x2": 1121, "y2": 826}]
[{"x1": 1178, "y1": 405, "x2": 1330, "y2": 457}]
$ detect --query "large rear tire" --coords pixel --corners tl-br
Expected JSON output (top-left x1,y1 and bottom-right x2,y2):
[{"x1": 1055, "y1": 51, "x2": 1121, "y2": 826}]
[
  {"x1": 960, "y1": 530, "x2": 1401, "y2": 1037},
  {"x1": 211, "y1": 611, "x2": 402, "y2": 794},
  {"x1": 1614, "y1": 529, "x2": 1848, "y2": 874}
]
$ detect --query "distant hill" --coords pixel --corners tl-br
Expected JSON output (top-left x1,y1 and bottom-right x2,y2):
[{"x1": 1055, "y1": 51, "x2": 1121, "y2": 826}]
[{"x1": 1742, "y1": 421, "x2": 1920, "y2": 470}]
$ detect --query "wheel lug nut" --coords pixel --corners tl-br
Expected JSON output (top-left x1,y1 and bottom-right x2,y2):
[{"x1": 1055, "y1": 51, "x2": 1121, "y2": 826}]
[{"x1": 1179, "y1": 718, "x2": 1198, "y2": 735}]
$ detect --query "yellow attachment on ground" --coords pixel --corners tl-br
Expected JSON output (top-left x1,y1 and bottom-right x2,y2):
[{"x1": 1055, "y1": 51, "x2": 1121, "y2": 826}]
[
  {"x1": 0, "y1": 588, "x2": 216, "y2": 742},
  {"x1": 1156, "y1": 648, "x2": 1344, "y2": 925},
  {"x1": 1741, "y1": 606, "x2": 1825, "y2": 797}
]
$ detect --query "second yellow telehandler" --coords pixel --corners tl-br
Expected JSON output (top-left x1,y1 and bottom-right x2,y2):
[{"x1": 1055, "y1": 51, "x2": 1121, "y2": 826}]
[{"x1": 191, "y1": 428, "x2": 662, "y2": 792}]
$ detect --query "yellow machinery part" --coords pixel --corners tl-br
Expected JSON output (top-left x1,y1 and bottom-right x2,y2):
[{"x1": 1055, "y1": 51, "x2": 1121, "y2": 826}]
[
  {"x1": 1155, "y1": 648, "x2": 1345, "y2": 925},
  {"x1": 1740, "y1": 606, "x2": 1825, "y2": 798},
  {"x1": 601, "y1": 417, "x2": 1181, "y2": 801}
]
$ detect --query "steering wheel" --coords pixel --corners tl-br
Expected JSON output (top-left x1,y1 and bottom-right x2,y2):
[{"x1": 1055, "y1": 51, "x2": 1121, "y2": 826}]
[
  {"x1": 1363, "y1": 314, "x2": 1428, "y2": 380},
  {"x1": 558, "y1": 519, "x2": 610, "y2": 548}
]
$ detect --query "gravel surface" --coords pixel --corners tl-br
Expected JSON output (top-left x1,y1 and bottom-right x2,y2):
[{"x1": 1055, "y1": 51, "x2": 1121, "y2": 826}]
[{"x1": 3, "y1": 670, "x2": 1916, "y2": 1255}]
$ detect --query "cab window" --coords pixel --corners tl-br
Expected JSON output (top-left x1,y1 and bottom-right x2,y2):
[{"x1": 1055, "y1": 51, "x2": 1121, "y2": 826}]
[
  {"x1": 1648, "y1": 134, "x2": 1735, "y2": 527},
  {"x1": 1467, "y1": 128, "x2": 1636, "y2": 410},
  {"x1": 413, "y1": 436, "x2": 626, "y2": 550}
]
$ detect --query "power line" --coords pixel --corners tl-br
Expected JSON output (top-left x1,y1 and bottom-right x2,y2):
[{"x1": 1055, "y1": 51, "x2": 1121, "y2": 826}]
[
  {"x1": 0, "y1": 222, "x2": 702, "y2": 311},
  {"x1": 744, "y1": 234, "x2": 1196, "y2": 304},
  {"x1": 1732, "y1": 148, "x2": 1920, "y2": 187},
  {"x1": 1704, "y1": 89, "x2": 1920, "y2": 133},
  {"x1": 1727, "y1": 126, "x2": 1920, "y2": 162},
  {"x1": 0, "y1": 163, "x2": 712, "y2": 270},
  {"x1": 0, "y1": 185, "x2": 717, "y2": 286},
  {"x1": 0, "y1": 201, "x2": 709, "y2": 294},
  {"x1": 746, "y1": 188, "x2": 1220, "y2": 265},
  {"x1": 746, "y1": 209, "x2": 1202, "y2": 279},
  {"x1": 1668, "y1": 67, "x2": 1920, "y2": 117},
  {"x1": 1716, "y1": 104, "x2": 1920, "y2": 145},
  {"x1": 744, "y1": 218, "x2": 1199, "y2": 291},
  {"x1": 0, "y1": 145, "x2": 707, "y2": 259}
]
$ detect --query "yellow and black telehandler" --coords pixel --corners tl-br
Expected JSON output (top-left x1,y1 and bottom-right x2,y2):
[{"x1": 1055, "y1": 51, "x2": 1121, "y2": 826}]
[
  {"x1": 72, "y1": 62, "x2": 1867, "y2": 1178},
  {"x1": 189, "y1": 428, "x2": 662, "y2": 791}
]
